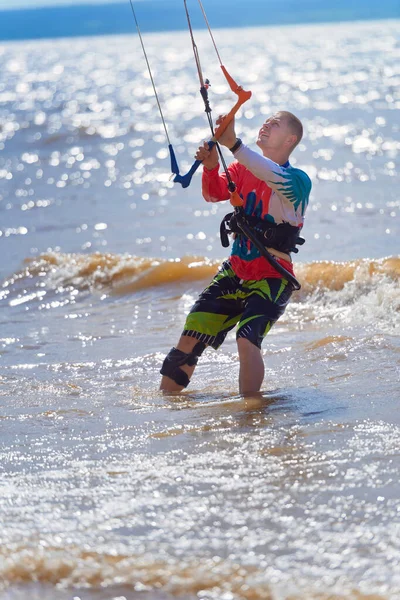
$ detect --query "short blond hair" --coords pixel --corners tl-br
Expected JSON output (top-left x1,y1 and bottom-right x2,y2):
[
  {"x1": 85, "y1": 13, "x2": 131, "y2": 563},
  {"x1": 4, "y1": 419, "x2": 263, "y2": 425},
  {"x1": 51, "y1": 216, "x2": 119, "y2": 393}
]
[{"x1": 278, "y1": 111, "x2": 303, "y2": 149}]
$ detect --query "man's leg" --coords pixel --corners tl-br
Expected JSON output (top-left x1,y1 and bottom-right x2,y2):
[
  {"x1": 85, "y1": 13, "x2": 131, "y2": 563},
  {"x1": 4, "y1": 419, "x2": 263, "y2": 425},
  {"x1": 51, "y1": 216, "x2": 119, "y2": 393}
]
[
  {"x1": 236, "y1": 277, "x2": 293, "y2": 395},
  {"x1": 160, "y1": 335, "x2": 206, "y2": 392},
  {"x1": 237, "y1": 337, "x2": 264, "y2": 394},
  {"x1": 160, "y1": 261, "x2": 242, "y2": 393}
]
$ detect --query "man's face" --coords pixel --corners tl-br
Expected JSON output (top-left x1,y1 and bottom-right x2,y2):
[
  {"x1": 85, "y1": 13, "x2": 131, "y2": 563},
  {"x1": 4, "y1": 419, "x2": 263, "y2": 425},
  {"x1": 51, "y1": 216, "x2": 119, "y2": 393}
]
[{"x1": 256, "y1": 113, "x2": 294, "y2": 153}]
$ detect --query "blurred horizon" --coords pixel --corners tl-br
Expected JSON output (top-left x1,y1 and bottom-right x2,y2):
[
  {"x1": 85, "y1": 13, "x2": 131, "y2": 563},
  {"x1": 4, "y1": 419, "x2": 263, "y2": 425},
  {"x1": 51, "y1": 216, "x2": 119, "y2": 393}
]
[
  {"x1": 1, "y1": 0, "x2": 399, "y2": 42},
  {"x1": 0, "y1": 0, "x2": 151, "y2": 9}
]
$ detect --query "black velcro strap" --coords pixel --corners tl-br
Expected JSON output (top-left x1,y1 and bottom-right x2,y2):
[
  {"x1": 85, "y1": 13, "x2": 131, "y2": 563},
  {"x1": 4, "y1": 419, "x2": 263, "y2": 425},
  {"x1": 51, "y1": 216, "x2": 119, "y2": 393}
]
[
  {"x1": 160, "y1": 344, "x2": 205, "y2": 388},
  {"x1": 192, "y1": 341, "x2": 206, "y2": 357},
  {"x1": 165, "y1": 366, "x2": 190, "y2": 388},
  {"x1": 220, "y1": 213, "x2": 233, "y2": 248},
  {"x1": 160, "y1": 348, "x2": 191, "y2": 387}
]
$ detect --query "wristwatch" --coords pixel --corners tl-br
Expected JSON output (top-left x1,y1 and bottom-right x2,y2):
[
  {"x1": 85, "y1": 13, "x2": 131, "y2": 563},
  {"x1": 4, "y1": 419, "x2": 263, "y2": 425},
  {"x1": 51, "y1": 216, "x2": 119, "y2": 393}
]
[{"x1": 229, "y1": 138, "x2": 242, "y2": 153}]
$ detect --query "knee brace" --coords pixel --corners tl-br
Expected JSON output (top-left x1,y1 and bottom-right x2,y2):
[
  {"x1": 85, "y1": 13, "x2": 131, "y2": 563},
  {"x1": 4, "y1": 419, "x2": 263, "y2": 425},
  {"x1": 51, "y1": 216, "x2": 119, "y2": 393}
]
[{"x1": 160, "y1": 341, "x2": 206, "y2": 388}]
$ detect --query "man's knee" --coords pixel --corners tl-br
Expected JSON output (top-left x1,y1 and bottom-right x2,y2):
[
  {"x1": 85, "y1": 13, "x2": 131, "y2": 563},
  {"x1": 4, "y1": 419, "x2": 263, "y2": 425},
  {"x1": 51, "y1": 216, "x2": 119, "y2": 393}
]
[
  {"x1": 160, "y1": 340, "x2": 206, "y2": 388},
  {"x1": 237, "y1": 336, "x2": 261, "y2": 354}
]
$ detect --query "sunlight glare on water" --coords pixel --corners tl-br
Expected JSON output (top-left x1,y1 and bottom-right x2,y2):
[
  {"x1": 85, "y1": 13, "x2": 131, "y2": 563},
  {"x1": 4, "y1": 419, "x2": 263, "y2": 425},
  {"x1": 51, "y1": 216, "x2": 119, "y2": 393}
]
[{"x1": 0, "y1": 18, "x2": 399, "y2": 600}]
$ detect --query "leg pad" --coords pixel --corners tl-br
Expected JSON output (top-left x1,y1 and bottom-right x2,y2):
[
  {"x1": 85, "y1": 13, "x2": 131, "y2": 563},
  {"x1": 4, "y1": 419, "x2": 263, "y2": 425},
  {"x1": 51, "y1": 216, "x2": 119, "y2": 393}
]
[{"x1": 160, "y1": 342, "x2": 206, "y2": 388}]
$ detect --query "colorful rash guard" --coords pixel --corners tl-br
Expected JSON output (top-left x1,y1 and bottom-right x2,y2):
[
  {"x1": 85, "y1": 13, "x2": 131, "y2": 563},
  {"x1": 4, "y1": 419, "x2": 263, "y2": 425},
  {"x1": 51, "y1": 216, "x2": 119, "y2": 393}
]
[{"x1": 202, "y1": 143, "x2": 312, "y2": 281}]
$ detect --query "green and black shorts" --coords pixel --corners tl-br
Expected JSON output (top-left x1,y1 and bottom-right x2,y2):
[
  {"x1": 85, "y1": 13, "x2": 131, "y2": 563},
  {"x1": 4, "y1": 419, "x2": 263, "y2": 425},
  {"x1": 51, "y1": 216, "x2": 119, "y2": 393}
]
[{"x1": 182, "y1": 260, "x2": 292, "y2": 350}]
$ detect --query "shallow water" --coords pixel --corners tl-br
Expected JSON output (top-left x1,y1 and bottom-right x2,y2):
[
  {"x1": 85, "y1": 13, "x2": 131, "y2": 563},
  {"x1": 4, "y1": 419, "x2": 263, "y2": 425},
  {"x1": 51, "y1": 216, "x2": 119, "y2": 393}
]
[{"x1": 0, "y1": 19, "x2": 399, "y2": 600}]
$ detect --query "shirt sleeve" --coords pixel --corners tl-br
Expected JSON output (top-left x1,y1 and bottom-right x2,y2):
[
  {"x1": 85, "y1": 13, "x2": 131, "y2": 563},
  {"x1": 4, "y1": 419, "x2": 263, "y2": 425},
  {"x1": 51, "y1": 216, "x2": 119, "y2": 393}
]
[
  {"x1": 233, "y1": 143, "x2": 312, "y2": 217},
  {"x1": 201, "y1": 161, "x2": 243, "y2": 203}
]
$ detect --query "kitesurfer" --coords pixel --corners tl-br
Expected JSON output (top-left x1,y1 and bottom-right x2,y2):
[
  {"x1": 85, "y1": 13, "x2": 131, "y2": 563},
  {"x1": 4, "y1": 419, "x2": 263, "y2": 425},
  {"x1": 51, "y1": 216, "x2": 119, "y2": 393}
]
[{"x1": 160, "y1": 111, "x2": 312, "y2": 394}]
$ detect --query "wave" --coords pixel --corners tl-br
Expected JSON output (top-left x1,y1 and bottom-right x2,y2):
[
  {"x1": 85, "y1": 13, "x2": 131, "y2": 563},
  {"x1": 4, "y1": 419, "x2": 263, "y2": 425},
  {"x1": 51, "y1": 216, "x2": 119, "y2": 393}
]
[
  {"x1": 1, "y1": 252, "x2": 221, "y2": 296},
  {"x1": 2, "y1": 252, "x2": 399, "y2": 298},
  {"x1": 297, "y1": 257, "x2": 399, "y2": 294},
  {"x1": 0, "y1": 544, "x2": 390, "y2": 599}
]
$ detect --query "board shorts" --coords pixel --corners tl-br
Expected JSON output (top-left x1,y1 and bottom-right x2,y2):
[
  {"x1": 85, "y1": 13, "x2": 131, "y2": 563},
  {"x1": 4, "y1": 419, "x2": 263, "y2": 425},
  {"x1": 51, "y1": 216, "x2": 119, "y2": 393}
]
[{"x1": 182, "y1": 260, "x2": 293, "y2": 350}]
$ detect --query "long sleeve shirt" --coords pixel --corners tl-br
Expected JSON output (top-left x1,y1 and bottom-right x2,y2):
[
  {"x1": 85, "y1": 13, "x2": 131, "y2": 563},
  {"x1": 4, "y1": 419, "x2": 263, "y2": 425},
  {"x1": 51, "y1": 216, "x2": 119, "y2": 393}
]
[{"x1": 202, "y1": 143, "x2": 312, "y2": 281}]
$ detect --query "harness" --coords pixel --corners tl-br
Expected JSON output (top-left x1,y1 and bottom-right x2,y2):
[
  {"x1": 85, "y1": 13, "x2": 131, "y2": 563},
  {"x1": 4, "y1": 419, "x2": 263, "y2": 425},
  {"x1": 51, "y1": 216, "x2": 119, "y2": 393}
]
[
  {"x1": 220, "y1": 212, "x2": 305, "y2": 254},
  {"x1": 220, "y1": 209, "x2": 305, "y2": 290}
]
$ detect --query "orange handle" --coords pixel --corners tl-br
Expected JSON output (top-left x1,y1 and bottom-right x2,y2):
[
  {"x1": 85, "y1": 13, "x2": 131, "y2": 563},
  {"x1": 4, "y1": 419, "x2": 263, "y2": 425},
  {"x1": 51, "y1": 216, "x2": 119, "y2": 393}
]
[
  {"x1": 230, "y1": 190, "x2": 244, "y2": 207},
  {"x1": 211, "y1": 66, "x2": 252, "y2": 143},
  {"x1": 212, "y1": 98, "x2": 249, "y2": 142},
  {"x1": 220, "y1": 65, "x2": 252, "y2": 101}
]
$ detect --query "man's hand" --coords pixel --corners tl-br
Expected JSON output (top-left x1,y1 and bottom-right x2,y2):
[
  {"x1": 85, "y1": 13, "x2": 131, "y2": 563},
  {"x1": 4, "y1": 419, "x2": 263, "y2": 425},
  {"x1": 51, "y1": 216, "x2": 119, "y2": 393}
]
[
  {"x1": 195, "y1": 142, "x2": 219, "y2": 170},
  {"x1": 215, "y1": 115, "x2": 236, "y2": 149}
]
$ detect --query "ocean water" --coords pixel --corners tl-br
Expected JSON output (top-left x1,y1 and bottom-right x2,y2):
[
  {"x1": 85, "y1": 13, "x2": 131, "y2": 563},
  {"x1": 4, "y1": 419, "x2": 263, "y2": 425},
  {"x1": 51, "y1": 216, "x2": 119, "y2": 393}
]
[
  {"x1": 0, "y1": 18, "x2": 400, "y2": 600},
  {"x1": 1, "y1": 0, "x2": 399, "y2": 42}
]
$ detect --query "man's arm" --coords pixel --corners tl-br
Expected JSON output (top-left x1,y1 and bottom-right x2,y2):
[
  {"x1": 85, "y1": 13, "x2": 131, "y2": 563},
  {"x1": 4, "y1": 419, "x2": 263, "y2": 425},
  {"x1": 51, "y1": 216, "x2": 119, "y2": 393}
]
[
  {"x1": 196, "y1": 141, "x2": 240, "y2": 203},
  {"x1": 202, "y1": 165, "x2": 231, "y2": 203},
  {"x1": 233, "y1": 143, "x2": 311, "y2": 217}
]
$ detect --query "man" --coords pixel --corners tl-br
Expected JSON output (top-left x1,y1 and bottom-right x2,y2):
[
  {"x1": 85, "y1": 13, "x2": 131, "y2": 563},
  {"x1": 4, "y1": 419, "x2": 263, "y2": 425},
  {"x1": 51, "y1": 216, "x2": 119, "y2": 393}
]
[{"x1": 160, "y1": 111, "x2": 312, "y2": 394}]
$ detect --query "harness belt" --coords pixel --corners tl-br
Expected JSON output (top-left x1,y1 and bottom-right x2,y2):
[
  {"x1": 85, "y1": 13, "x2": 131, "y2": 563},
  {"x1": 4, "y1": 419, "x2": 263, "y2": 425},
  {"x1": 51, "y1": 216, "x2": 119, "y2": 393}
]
[
  {"x1": 220, "y1": 211, "x2": 305, "y2": 254},
  {"x1": 220, "y1": 209, "x2": 303, "y2": 291}
]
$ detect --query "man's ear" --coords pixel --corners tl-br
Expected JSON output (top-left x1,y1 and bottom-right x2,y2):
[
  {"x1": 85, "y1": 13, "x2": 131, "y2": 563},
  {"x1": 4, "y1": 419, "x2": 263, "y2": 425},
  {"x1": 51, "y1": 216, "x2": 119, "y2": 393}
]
[{"x1": 287, "y1": 134, "x2": 297, "y2": 148}]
